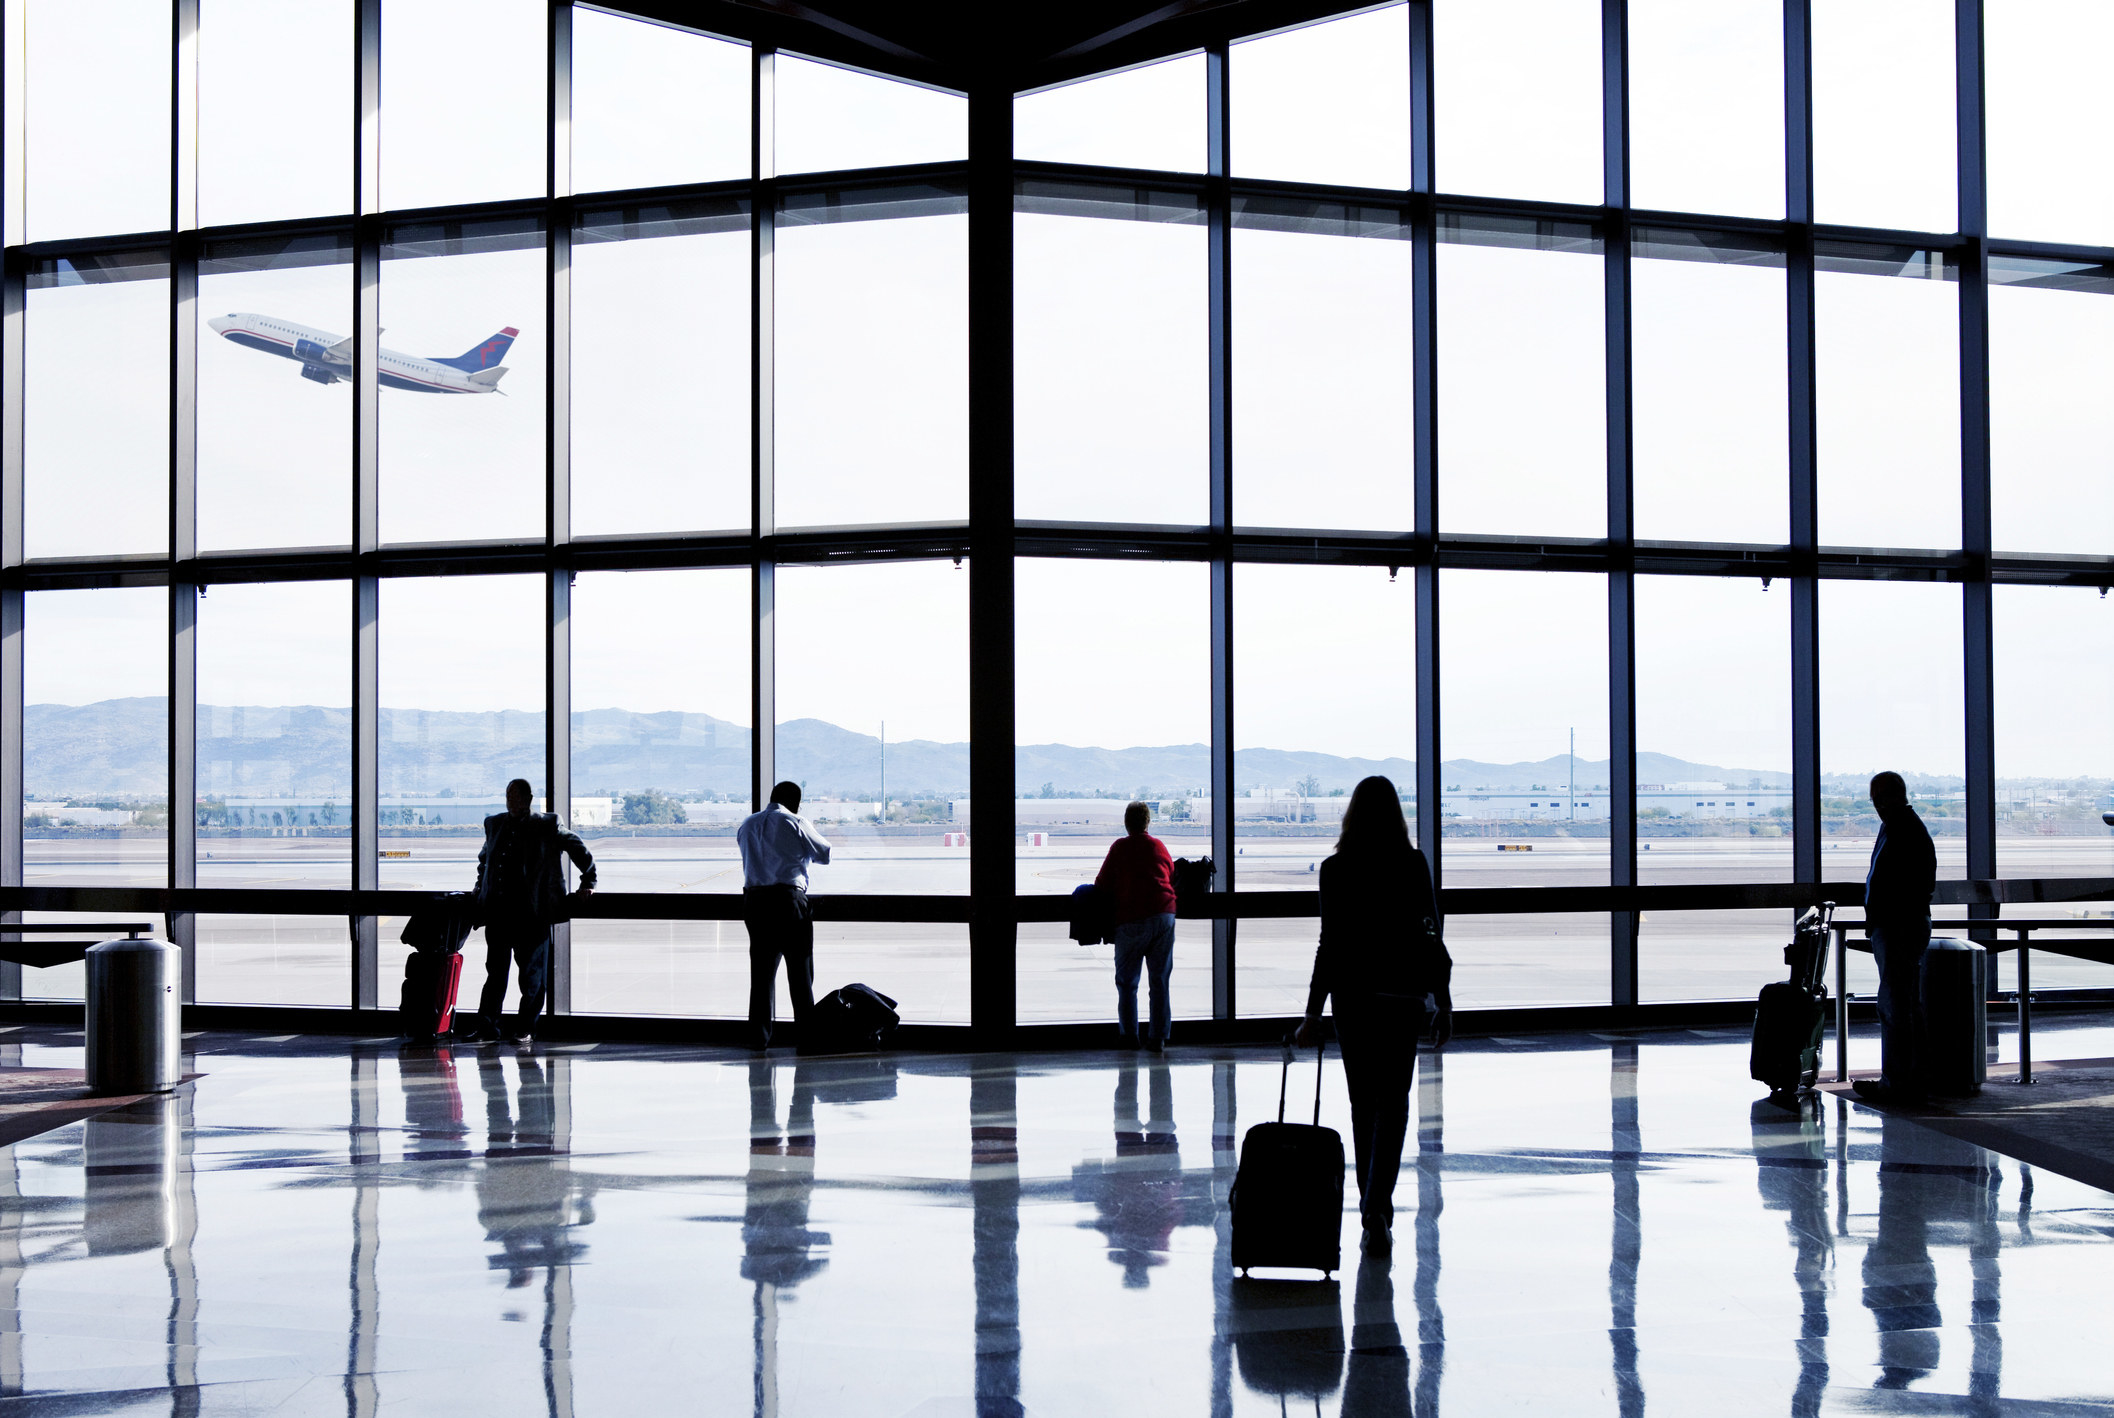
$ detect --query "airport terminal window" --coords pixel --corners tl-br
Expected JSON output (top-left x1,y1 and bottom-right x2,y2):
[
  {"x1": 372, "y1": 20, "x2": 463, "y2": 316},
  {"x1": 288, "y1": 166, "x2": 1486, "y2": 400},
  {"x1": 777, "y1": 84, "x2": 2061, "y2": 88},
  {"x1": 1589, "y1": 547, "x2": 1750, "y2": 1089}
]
[
  {"x1": 1993, "y1": 586, "x2": 2114, "y2": 895},
  {"x1": 773, "y1": 190, "x2": 967, "y2": 529},
  {"x1": 1986, "y1": 0, "x2": 2114, "y2": 246},
  {"x1": 569, "y1": 567, "x2": 750, "y2": 896},
  {"x1": 1014, "y1": 186, "x2": 1206, "y2": 526},
  {"x1": 571, "y1": 200, "x2": 750, "y2": 537},
  {"x1": 1014, "y1": 54, "x2": 1203, "y2": 174},
  {"x1": 378, "y1": 219, "x2": 546, "y2": 545},
  {"x1": 194, "y1": 914, "x2": 347, "y2": 1008},
  {"x1": 1815, "y1": 246, "x2": 1959, "y2": 551},
  {"x1": 772, "y1": 54, "x2": 966, "y2": 175},
  {"x1": 1230, "y1": 201, "x2": 1411, "y2": 531},
  {"x1": 199, "y1": 0, "x2": 351, "y2": 228},
  {"x1": 571, "y1": 10, "x2": 750, "y2": 195},
  {"x1": 1627, "y1": 0, "x2": 1783, "y2": 219},
  {"x1": 25, "y1": 251, "x2": 170, "y2": 560},
  {"x1": 1812, "y1": 0, "x2": 1956, "y2": 234},
  {"x1": 1990, "y1": 258, "x2": 2114, "y2": 558},
  {"x1": 380, "y1": 0, "x2": 546, "y2": 212},
  {"x1": 1437, "y1": 218, "x2": 1604, "y2": 538},
  {"x1": 1631, "y1": 231, "x2": 1786, "y2": 545},
  {"x1": 198, "y1": 234, "x2": 354, "y2": 552},
  {"x1": 196, "y1": 580, "x2": 351, "y2": 893},
  {"x1": 23, "y1": 587, "x2": 168, "y2": 889},
  {"x1": 1230, "y1": 6, "x2": 1412, "y2": 191},
  {"x1": 16, "y1": 0, "x2": 168, "y2": 243},
  {"x1": 1433, "y1": 0, "x2": 1602, "y2": 205},
  {"x1": 774, "y1": 559, "x2": 968, "y2": 895}
]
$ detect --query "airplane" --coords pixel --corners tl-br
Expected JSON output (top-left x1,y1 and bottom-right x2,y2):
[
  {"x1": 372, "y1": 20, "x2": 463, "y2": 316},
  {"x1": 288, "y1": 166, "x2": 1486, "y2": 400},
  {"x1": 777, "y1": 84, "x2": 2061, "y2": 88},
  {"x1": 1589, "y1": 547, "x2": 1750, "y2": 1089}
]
[{"x1": 206, "y1": 313, "x2": 517, "y2": 394}]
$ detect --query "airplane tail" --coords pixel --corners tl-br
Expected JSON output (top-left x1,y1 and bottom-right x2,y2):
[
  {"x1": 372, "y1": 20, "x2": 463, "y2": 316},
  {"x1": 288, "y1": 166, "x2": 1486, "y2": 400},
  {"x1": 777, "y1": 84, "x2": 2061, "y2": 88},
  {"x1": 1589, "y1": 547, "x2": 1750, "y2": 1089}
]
[{"x1": 432, "y1": 326, "x2": 518, "y2": 372}]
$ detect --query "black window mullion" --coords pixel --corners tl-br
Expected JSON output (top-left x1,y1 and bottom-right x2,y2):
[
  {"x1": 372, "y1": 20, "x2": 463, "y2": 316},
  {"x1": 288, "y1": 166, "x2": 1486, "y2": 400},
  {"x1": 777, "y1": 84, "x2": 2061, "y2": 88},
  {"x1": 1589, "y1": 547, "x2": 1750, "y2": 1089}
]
[
  {"x1": 1410, "y1": 0, "x2": 1442, "y2": 891},
  {"x1": 1958, "y1": 0, "x2": 1996, "y2": 915},
  {"x1": 1603, "y1": 0, "x2": 1637, "y2": 1009},
  {"x1": 169, "y1": 0, "x2": 200, "y2": 999},
  {"x1": 350, "y1": 0, "x2": 382, "y2": 1011},
  {"x1": 1206, "y1": 40, "x2": 1234, "y2": 1020},
  {"x1": 546, "y1": 0, "x2": 574, "y2": 1015},
  {"x1": 1785, "y1": 0, "x2": 1822, "y2": 894}
]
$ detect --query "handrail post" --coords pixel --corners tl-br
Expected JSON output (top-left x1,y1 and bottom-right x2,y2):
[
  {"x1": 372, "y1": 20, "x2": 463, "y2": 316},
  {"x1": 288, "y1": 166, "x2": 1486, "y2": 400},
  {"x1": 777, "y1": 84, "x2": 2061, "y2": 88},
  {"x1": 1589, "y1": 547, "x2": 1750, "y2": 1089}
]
[
  {"x1": 1833, "y1": 924, "x2": 1848, "y2": 1082},
  {"x1": 2016, "y1": 927, "x2": 2032, "y2": 1084}
]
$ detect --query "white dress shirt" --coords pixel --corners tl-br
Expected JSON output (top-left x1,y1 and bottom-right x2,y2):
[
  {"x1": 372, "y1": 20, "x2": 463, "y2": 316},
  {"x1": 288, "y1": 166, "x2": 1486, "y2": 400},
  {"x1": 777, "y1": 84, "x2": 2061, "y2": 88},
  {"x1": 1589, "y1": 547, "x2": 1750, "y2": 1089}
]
[{"x1": 736, "y1": 803, "x2": 833, "y2": 890}]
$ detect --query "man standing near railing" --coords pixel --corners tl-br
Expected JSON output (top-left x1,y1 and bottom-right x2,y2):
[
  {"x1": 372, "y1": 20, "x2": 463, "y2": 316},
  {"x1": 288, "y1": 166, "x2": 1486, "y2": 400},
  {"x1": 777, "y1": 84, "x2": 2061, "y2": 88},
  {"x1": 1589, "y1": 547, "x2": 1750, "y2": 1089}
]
[
  {"x1": 1854, "y1": 771, "x2": 1936, "y2": 1105},
  {"x1": 737, "y1": 781, "x2": 833, "y2": 1052}
]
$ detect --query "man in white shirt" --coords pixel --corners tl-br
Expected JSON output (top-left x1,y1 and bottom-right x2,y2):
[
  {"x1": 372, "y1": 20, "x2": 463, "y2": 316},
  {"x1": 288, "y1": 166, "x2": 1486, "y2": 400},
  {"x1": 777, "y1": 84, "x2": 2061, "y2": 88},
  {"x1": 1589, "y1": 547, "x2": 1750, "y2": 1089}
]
[{"x1": 736, "y1": 781, "x2": 833, "y2": 1051}]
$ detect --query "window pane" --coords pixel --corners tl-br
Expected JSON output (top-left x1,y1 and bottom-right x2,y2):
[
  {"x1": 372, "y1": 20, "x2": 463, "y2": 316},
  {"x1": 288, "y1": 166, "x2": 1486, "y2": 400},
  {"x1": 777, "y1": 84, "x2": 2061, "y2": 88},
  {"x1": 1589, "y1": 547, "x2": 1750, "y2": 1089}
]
[
  {"x1": 1994, "y1": 587, "x2": 2114, "y2": 881},
  {"x1": 1632, "y1": 233, "x2": 1786, "y2": 544},
  {"x1": 380, "y1": 220, "x2": 545, "y2": 544},
  {"x1": 1813, "y1": 0, "x2": 1955, "y2": 233},
  {"x1": 1987, "y1": 0, "x2": 2114, "y2": 245},
  {"x1": 1640, "y1": 908, "x2": 1793, "y2": 1004},
  {"x1": 1234, "y1": 563, "x2": 1414, "y2": 893},
  {"x1": 1232, "y1": 7, "x2": 1412, "y2": 190},
  {"x1": 776, "y1": 560, "x2": 967, "y2": 894},
  {"x1": 379, "y1": 575, "x2": 546, "y2": 897},
  {"x1": 1015, "y1": 190, "x2": 1205, "y2": 525},
  {"x1": 1232, "y1": 204, "x2": 1411, "y2": 530},
  {"x1": 198, "y1": 580, "x2": 350, "y2": 892},
  {"x1": 1435, "y1": 0, "x2": 1601, "y2": 204},
  {"x1": 1629, "y1": 0, "x2": 1783, "y2": 218},
  {"x1": 199, "y1": 235, "x2": 353, "y2": 551},
  {"x1": 1635, "y1": 575, "x2": 1790, "y2": 891},
  {"x1": 572, "y1": 201, "x2": 749, "y2": 537},
  {"x1": 1816, "y1": 249, "x2": 1958, "y2": 549},
  {"x1": 1819, "y1": 580, "x2": 1963, "y2": 878},
  {"x1": 196, "y1": 914, "x2": 345, "y2": 1006},
  {"x1": 1016, "y1": 921, "x2": 1211, "y2": 1023},
  {"x1": 1014, "y1": 55, "x2": 1204, "y2": 173},
  {"x1": 1441, "y1": 570, "x2": 1608, "y2": 886},
  {"x1": 25, "y1": 587, "x2": 166, "y2": 888},
  {"x1": 22, "y1": 0, "x2": 168, "y2": 241},
  {"x1": 571, "y1": 568, "x2": 750, "y2": 897},
  {"x1": 1991, "y1": 260, "x2": 2114, "y2": 558},
  {"x1": 382, "y1": 0, "x2": 544, "y2": 210},
  {"x1": 774, "y1": 55, "x2": 964, "y2": 174},
  {"x1": 1438, "y1": 221, "x2": 1604, "y2": 537},
  {"x1": 200, "y1": 0, "x2": 350, "y2": 226},
  {"x1": 26, "y1": 253, "x2": 168, "y2": 558},
  {"x1": 573, "y1": 11, "x2": 749, "y2": 193},
  {"x1": 1016, "y1": 560, "x2": 1209, "y2": 899},
  {"x1": 1450, "y1": 913, "x2": 1610, "y2": 1007},
  {"x1": 775, "y1": 194, "x2": 966, "y2": 528}
]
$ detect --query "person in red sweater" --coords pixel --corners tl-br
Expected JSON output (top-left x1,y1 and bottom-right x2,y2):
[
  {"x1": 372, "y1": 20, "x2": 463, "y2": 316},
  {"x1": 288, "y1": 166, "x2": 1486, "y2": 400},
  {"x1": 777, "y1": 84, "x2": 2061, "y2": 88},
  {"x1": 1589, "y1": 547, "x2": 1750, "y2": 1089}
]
[{"x1": 1095, "y1": 801, "x2": 1179, "y2": 1052}]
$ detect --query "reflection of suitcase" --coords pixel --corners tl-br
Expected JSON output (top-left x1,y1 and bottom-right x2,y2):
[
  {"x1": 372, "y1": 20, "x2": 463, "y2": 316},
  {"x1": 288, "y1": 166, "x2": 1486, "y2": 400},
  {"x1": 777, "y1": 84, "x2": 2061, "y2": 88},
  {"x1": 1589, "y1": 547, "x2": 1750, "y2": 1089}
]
[
  {"x1": 1751, "y1": 904, "x2": 1833, "y2": 1108},
  {"x1": 1230, "y1": 1040, "x2": 1345, "y2": 1279},
  {"x1": 400, "y1": 951, "x2": 464, "y2": 1042}
]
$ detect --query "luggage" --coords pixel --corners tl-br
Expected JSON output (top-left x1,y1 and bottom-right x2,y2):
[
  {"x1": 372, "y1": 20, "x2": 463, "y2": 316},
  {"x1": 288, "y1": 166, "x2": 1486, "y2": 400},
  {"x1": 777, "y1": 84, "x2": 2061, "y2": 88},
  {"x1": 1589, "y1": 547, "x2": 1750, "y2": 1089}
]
[
  {"x1": 1751, "y1": 903, "x2": 1834, "y2": 1109},
  {"x1": 400, "y1": 950, "x2": 464, "y2": 1042},
  {"x1": 806, "y1": 983, "x2": 900, "y2": 1052},
  {"x1": 1068, "y1": 883, "x2": 1115, "y2": 946},
  {"x1": 1230, "y1": 1039, "x2": 1346, "y2": 1279},
  {"x1": 401, "y1": 892, "x2": 475, "y2": 954},
  {"x1": 1171, "y1": 856, "x2": 1215, "y2": 916},
  {"x1": 1919, "y1": 938, "x2": 1988, "y2": 1097}
]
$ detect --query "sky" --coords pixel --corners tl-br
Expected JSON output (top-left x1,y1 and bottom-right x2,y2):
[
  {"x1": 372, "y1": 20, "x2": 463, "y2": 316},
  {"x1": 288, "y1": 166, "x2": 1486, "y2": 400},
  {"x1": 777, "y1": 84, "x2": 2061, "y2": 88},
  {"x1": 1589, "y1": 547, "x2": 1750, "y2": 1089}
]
[{"x1": 10, "y1": 0, "x2": 2114, "y2": 780}]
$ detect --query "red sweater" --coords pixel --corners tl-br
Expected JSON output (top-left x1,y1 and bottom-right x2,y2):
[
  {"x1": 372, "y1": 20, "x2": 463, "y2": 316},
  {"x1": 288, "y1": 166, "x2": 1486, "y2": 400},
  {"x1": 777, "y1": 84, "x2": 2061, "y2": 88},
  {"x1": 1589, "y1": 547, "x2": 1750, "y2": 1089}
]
[{"x1": 1095, "y1": 832, "x2": 1178, "y2": 924}]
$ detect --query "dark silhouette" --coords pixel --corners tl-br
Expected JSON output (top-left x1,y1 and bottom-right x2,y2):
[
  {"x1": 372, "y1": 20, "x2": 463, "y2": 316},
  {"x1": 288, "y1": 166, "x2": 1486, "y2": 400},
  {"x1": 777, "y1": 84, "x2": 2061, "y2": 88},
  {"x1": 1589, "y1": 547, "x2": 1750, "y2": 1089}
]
[
  {"x1": 971, "y1": 1069, "x2": 1024, "y2": 1418},
  {"x1": 1296, "y1": 775, "x2": 1452, "y2": 1254},
  {"x1": 467, "y1": 777, "x2": 596, "y2": 1045},
  {"x1": 1854, "y1": 771, "x2": 1936, "y2": 1105},
  {"x1": 1094, "y1": 801, "x2": 1178, "y2": 1051},
  {"x1": 736, "y1": 781, "x2": 833, "y2": 1051},
  {"x1": 1343, "y1": 1251, "x2": 1414, "y2": 1417},
  {"x1": 1073, "y1": 1059, "x2": 1186, "y2": 1287},
  {"x1": 1750, "y1": 1096, "x2": 1832, "y2": 1416},
  {"x1": 744, "y1": 1058, "x2": 829, "y2": 1418},
  {"x1": 475, "y1": 1053, "x2": 587, "y2": 1288}
]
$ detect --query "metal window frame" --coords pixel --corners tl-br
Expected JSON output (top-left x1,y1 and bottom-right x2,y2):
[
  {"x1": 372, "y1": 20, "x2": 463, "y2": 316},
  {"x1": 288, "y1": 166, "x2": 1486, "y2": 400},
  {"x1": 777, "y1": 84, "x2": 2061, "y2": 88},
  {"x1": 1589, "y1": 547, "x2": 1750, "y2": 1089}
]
[{"x1": 0, "y1": 0, "x2": 2098, "y2": 1031}]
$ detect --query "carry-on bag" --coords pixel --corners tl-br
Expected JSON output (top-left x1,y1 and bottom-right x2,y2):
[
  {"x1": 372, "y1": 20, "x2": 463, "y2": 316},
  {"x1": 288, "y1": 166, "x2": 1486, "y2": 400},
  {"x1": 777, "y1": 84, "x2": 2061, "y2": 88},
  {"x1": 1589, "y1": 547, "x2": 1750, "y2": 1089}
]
[
  {"x1": 1751, "y1": 903, "x2": 1834, "y2": 1108},
  {"x1": 400, "y1": 950, "x2": 464, "y2": 1042},
  {"x1": 1919, "y1": 938, "x2": 1988, "y2": 1097},
  {"x1": 1230, "y1": 1038, "x2": 1346, "y2": 1279},
  {"x1": 806, "y1": 982, "x2": 901, "y2": 1052}
]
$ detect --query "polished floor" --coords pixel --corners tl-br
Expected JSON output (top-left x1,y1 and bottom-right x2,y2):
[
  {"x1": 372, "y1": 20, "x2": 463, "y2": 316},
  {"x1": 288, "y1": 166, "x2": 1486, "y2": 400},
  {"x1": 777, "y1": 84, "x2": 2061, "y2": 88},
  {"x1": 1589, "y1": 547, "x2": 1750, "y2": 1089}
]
[{"x1": 0, "y1": 1020, "x2": 2107, "y2": 1415}]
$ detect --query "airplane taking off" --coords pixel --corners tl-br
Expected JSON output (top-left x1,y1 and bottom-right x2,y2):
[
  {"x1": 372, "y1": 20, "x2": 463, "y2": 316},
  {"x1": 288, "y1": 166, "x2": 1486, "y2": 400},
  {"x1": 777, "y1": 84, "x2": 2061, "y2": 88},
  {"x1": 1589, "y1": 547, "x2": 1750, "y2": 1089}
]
[{"x1": 206, "y1": 314, "x2": 516, "y2": 394}]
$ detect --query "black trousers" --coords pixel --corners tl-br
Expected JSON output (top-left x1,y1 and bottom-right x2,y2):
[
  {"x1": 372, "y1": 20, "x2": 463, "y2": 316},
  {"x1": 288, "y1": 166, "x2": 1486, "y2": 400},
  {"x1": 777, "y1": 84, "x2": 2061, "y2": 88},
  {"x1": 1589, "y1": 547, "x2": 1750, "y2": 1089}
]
[
  {"x1": 477, "y1": 916, "x2": 552, "y2": 1033},
  {"x1": 1335, "y1": 1002, "x2": 1422, "y2": 1230},
  {"x1": 744, "y1": 885, "x2": 815, "y2": 1045},
  {"x1": 1871, "y1": 919, "x2": 1932, "y2": 1093}
]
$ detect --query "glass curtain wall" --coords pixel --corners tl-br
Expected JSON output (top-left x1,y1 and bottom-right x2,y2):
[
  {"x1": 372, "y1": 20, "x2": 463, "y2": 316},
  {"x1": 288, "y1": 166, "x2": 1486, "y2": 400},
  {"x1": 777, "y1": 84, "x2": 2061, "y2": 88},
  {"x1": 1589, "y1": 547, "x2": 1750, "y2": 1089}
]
[{"x1": 6, "y1": 0, "x2": 2110, "y2": 1025}]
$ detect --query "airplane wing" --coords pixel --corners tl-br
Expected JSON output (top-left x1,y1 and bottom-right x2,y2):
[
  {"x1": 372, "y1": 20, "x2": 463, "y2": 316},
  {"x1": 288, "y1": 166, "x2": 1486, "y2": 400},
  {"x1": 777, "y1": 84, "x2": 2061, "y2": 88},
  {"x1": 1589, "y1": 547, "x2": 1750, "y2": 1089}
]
[{"x1": 466, "y1": 366, "x2": 508, "y2": 390}]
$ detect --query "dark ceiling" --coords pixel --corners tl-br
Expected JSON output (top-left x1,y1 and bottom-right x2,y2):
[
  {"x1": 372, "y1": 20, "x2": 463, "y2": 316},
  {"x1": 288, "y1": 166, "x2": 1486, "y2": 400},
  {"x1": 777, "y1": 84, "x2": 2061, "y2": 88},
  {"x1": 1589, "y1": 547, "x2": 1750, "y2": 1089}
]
[{"x1": 612, "y1": 0, "x2": 1373, "y2": 92}]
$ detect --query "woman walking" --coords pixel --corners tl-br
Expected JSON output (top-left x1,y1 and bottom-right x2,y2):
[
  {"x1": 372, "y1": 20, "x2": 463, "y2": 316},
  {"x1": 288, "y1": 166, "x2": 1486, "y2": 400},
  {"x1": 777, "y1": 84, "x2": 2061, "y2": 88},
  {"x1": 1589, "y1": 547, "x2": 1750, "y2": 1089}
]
[{"x1": 1294, "y1": 775, "x2": 1452, "y2": 1254}]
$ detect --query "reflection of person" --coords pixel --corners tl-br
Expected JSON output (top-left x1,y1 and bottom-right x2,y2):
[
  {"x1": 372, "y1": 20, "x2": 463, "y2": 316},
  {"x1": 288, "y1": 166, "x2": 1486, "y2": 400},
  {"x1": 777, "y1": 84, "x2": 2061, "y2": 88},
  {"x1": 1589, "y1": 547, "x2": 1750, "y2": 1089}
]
[
  {"x1": 1343, "y1": 1251, "x2": 1413, "y2": 1418},
  {"x1": 1751, "y1": 1097, "x2": 1831, "y2": 1417},
  {"x1": 1094, "y1": 802, "x2": 1178, "y2": 1051},
  {"x1": 1075, "y1": 1059, "x2": 1184, "y2": 1287},
  {"x1": 1854, "y1": 771, "x2": 1936, "y2": 1105},
  {"x1": 1296, "y1": 775, "x2": 1451, "y2": 1255},
  {"x1": 467, "y1": 777, "x2": 596, "y2": 1045},
  {"x1": 1863, "y1": 1114, "x2": 1942, "y2": 1388},
  {"x1": 737, "y1": 782, "x2": 833, "y2": 1052},
  {"x1": 476, "y1": 1053, "x2": 586, "y2": 1288}
]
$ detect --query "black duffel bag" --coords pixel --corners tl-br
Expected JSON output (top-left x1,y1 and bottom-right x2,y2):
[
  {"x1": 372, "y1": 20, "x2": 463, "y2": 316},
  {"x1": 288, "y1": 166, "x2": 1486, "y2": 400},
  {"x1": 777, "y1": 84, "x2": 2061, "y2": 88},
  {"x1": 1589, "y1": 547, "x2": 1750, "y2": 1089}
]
[
  {"x1": 401, "y1": 891, "x2": 475, "y2": 955},
  {"x1": 807, "y1": 983, "x2": 901, "y2": 1052}
]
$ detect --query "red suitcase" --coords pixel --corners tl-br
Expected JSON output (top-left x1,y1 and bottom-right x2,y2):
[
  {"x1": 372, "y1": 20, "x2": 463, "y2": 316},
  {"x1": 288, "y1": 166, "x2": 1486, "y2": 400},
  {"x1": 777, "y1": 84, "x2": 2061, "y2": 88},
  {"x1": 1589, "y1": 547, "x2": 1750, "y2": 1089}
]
[{"x1": 401, "y1": 950, "x2": 464, "y2": 1041}]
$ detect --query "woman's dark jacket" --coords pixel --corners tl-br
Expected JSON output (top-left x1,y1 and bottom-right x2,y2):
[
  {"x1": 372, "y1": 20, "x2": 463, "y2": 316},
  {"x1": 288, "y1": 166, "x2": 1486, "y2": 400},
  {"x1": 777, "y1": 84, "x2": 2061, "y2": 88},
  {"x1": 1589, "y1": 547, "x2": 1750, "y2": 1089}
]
[{"x1": 1304, "y1": 843, "x2": 1451, "y2": 1022}]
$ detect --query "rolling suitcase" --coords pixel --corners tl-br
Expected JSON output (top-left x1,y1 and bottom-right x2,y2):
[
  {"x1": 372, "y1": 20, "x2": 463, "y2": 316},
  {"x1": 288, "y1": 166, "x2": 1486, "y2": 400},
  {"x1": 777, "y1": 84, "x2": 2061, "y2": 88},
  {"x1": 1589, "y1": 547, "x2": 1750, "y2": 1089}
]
[
  {"x1": 1230, "y1": 1039, "x2": 1346, "y2": 1279},
  {"x1": 1751, "y1": 903, "x2": 1833, "y2": 1109},
  {"x1": 1918, "y1": 938, "x2": 1987, "y2": 1097},
  {"x1": 400, "y1": 950, "x2": 464, "y2": 1043}
]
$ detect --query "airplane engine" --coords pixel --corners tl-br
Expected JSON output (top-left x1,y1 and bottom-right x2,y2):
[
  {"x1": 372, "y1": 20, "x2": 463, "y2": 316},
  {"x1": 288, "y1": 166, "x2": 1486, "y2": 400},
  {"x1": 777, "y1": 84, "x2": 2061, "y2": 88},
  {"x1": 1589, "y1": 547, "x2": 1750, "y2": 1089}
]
[
  {"x1": 292, "y1": 337, "x2": 338, "y2": 365},
  {"x1": 299, "y1": 363, "x2": 340, "y2": 385}
]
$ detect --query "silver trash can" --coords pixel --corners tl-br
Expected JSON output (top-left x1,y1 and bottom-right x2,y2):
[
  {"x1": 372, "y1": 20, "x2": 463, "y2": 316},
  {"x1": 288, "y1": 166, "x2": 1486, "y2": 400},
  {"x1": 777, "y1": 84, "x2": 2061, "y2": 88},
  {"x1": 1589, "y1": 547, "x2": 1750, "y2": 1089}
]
[{"x1": 85, "y1": 938, "x2": 181, "y2": 1095}]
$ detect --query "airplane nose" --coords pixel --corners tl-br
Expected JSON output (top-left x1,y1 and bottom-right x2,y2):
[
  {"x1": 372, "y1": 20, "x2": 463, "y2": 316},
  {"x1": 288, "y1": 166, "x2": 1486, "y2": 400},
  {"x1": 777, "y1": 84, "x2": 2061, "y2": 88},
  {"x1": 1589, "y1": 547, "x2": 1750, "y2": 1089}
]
[{"x1": 207, "y1": 315, "x2": 234, "y2": 334}]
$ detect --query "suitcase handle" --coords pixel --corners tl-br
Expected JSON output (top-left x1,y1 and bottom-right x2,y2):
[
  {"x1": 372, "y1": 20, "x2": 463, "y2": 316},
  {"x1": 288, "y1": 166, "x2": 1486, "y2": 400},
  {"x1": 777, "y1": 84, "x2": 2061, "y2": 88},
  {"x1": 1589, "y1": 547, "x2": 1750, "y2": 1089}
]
[{"x1": 1278, "y1": 1034, "x2": 1327, "y2": 1125}]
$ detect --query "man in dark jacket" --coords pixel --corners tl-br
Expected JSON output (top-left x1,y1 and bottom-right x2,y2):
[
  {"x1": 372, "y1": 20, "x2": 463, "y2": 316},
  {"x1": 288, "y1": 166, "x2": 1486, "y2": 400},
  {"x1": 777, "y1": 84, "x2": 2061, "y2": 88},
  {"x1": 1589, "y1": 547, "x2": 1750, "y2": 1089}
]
[
  {"x1": 466, "y1": 778, "x2": 597, "y2": 1045},
  {"x1": 1855, "y1": 771, "x2": 1936, "y2": 1104}
]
